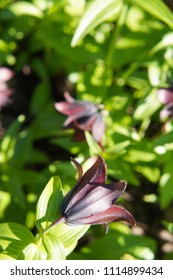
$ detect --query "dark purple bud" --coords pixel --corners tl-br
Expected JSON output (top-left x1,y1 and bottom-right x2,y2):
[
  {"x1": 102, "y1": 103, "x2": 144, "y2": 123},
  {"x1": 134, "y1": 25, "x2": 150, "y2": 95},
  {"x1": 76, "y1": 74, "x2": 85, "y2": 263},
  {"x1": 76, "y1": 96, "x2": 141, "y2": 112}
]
[{"x1": 54, "y1": 156, "x2": 135, "y2": 233}]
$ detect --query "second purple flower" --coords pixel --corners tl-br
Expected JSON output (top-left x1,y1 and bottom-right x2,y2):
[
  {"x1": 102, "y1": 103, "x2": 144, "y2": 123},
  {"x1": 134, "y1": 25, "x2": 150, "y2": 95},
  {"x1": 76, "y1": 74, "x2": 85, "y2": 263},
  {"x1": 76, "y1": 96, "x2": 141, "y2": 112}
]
[{"x1": 54, "y1": 92, "x2": 105, "y2": 145}]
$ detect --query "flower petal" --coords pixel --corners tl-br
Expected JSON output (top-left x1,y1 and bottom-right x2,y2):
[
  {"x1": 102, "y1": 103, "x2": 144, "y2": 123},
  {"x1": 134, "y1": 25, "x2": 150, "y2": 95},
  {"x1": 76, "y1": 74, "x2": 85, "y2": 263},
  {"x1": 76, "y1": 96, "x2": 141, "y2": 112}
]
[
  {"x1": 61, "y1": 155, "x2": 106, "y2": 214},
  {"x1": 71, "y1": 158, "x2": 83, "y2": 182},
  {"x1": 64, "y1": 182, "x2": 127, "y2": 221},
  {"x1": 91, "y1": 112, "x2": 105, "y2": 143},
  {"x1": 75, "y1": 114, "x2": 97, "y2": 131},
  {"x1": 0, "y1": 67, "x2": 14, "y2": 82},
  {"x1": 160, "y1": 103, "x2": 173, "y2": 120},
  {"x1": 64, "y1": 92, "x2": 75, "y2": 102},
  {"x1": 157, "y1": 88, "x2": 173, "y2": 104},
  {"x1": 54, "y1": 101, "x2": 87, "y2": 117},
  {"x1": 66, "y1": 205, "x2": 136, "y2": 226},
  {"x1": 54, "y1": 93, "x2": 97, "y2": 126}
]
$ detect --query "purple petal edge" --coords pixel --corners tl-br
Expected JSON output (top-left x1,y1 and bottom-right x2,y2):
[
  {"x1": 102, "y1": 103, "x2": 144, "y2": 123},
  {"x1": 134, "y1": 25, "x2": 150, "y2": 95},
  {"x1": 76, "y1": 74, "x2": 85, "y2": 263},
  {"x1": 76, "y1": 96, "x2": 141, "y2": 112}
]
[{"x1": 65, "y1": 205, "x2": 136, "y2": 226}]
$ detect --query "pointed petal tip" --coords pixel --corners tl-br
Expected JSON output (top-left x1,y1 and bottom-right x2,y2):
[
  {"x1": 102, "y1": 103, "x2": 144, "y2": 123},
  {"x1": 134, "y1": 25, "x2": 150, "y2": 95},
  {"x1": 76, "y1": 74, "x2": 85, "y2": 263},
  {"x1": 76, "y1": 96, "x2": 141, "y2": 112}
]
[
  {"x1": 64, "y1": 92, "x2": 74, "y2": 102},
  {"x1": 127, "y1": 214, "x2": 136, "y2": 227},
  {"x1": 71, "y1": 157, "x2": 83, "y2": 182},
  {"x1": 54, "y1": 102, "x2": 66, "y2": 113},
  {"x1": 122, "y1": 209, "x2": 136, "y2": 227}
]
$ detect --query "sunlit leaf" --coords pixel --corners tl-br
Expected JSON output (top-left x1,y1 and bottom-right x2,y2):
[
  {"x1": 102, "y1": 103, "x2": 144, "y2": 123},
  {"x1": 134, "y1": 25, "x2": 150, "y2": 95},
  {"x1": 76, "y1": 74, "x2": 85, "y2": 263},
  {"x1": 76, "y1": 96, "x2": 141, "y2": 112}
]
[
  {"x1": 134, "y1": 89, "x2": 161, "y2": 120},
  {"x1": 0, "y1": 191, "x2": 11, "y2": 219},
  {"x1": 35, "y1": 176, "x2": 63, "y2": 231},
  {"x1": 159, "y1": 160, "x2": 173, "y2": 209},
  {"x1": 151, "y1": 32, "x2": 173, "y2": 54},
  {"x1": 8, "y1": 1, "x2": 43, "y2": 18},
  {"x1": 126, "y1": 149, "x2": 156, "y2": 162},
  {"x1": 78, "y1": 232, "x2": 156, "y2": 259},
  {"x1": 136, "y1": 166, "x2": 160, "y2": 183},
  {"x1": 0, "y1": 223, "x2": 35, "y2": 259},
  {"x1": 42, "y1": 232, "x2": 66, "y2": 260},
  {"x1": 85, "y1": 131, "x2": 102, "y2": 155},
  {"x1": 18, "y1": 242, "x2": 47, "y2": 260},
  {"x1": 49, "y1": 223, "x2": 90, "y2": 256},
  {"x1": 0, "y1": 115, "x2": 25, "y2": 161},
  {"x1": 129, "y1": 0, "x2": 173, "y2": 29},
  {"x1": 71, "y1": 0, "x2": 123, "y2": 46},
  {"x1": 9, "y1": 129, "x2": 32, "y2": 168}
]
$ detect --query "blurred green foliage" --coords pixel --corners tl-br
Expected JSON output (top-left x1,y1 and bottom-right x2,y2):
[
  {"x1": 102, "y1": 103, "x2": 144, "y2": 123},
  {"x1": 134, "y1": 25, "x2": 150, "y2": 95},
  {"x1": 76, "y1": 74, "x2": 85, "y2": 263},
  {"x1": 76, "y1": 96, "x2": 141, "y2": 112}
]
[{"x1": 1, "y1": 0, "x2": 173, "y2": 259}]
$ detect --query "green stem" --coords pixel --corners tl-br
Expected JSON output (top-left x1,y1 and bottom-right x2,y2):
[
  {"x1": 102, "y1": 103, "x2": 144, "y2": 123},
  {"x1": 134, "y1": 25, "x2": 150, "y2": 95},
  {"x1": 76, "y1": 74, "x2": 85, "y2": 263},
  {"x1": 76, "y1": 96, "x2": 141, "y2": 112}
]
[
  {"x1": 42, "y1": 216, "x2": 66, "y2": 235},
  {"x1": 105, "y1": 2, "x2": 129, "y2": 69},
  {"x1": 35, "y1": 217, "x2": 65, "y2": 244}
]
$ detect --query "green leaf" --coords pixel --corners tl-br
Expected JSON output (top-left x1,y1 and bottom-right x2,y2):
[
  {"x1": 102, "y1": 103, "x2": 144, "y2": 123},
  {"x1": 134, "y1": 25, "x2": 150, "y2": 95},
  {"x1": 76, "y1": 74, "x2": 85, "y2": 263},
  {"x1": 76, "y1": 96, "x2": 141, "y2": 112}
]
[
  {"x1": 18, "y1": 242, "x2": 47, "y2": 260},
  {"x1": 134, "y1": 89, "x2": 161, "y2": 120},
  {"x1": 136, "y1": 166, "x2": 160, "y2": 183},
  {"x1": 85, "y1": 131, "x2": 102, "y2": 155},
  {"x1": 1, "y1": 167, "x2": 26, "y2": 209},
  {"x1": 0, "y1": 191, "x2": 11, "y2": 219},
  {"x1": 0, "y1": 115, "x2": 25, "y2": 162},
  {"x1": 150, "y1": 32, "x2": 173, "y2": 54},
  {"x1": 8, "y1": 1, "x2": 43, "y2": 18},
  {"x1": 30, "y1": 81, "x2": 51, "y2": 116},
  {"x1": 49, "y1": 223, "x2": 90, "y2": 256},
  {"x1": 0, "y1": 223, "x2": 35, "y2": 260},
  {"x1": 30, "y1": 105, "x2": 64, "y2": 139},
  {"x1": 9, "y1": 129, "x2": 32, "y2": 168},
  {"x1": 107, "y1": 158, "x2": 140, "y2": 185},
  {"x1": 126, "y1": 149, "x2": 156, "y2": 163},
  {"x1": 78, "y1": 232, "x2": 156, "y2": 259},
  {"x1": 129, "y1": 0, "x2": 173, "y2": 29},
  {"x1": 35, "y1": 176, "x2": 63, "y2": 231},
  {"x1": 71, "y1": 0, "x2": 123, "y2": 46},
  {"x1": 159, "y1": 160, "x2": 173, "y2": 209},
  {"x1": 42, "y1": 232, "x2": 66, "y2": 260},
  {"x1": 153, "y1": 130, "x2": 173, "y2": 147}
]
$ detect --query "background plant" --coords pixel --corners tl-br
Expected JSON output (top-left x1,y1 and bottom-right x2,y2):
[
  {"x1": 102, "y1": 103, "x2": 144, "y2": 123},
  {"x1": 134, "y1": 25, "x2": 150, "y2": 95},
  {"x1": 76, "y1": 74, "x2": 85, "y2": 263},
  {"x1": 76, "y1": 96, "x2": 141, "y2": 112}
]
[{"x1": 0, "y1": 0, "x2": 173, "y2": 260}]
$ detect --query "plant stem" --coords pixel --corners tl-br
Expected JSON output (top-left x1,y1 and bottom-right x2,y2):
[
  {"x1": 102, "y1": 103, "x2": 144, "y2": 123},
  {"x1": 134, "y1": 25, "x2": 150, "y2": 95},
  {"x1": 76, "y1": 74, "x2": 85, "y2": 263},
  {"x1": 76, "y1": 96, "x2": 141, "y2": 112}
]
[
  {"x1": 105, "y1": 3, "x2": 129, "y2": 69},
  {"x1": 42, "y1": 216, "x2": 66, "y2": 235},
  {"x1": 100, "y1": 3, "x2": 129, "y2": 100}
]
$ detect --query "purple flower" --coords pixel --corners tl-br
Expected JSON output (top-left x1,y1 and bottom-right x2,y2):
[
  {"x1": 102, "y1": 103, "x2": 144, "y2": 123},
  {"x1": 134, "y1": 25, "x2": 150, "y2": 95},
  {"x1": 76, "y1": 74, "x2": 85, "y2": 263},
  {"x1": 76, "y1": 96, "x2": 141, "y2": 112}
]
[
  {"x1": 0, "y1": 67, "x2": 14, "y2": 109},
  {"x1": 157, "y1": 88, "x2": 173, "y2": 121},
  {"x1": 54, "y1": 92, "x2": 105, "y2": 145},
  {"x1": 54, "y1": 156, "x2": 135, "y2": 233}
]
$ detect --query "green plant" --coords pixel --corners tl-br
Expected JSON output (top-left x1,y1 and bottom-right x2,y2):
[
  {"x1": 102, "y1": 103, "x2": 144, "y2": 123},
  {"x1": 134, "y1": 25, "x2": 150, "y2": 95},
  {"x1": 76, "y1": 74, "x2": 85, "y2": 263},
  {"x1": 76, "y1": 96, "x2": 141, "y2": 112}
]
[{"x1": 1, "y1": 0, "x2": 173, "y2": 260}]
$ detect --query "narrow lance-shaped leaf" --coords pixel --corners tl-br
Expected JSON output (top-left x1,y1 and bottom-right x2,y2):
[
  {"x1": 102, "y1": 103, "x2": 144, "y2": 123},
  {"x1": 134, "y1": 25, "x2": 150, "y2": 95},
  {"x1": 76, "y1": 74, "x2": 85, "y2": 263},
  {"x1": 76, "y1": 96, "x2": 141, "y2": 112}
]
[
  {"x1": 129, "y1": 0, "x2": 173, "y2": 29},
  {"x1": 71, "y1": 0, "x2": 123, "y2": 46},
  {"x1": 35, "y1": 176, "x2": 63, "y2": 231},
  {"x1": 8, "y1": 1, "x2": 43, "y2": 18}
]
